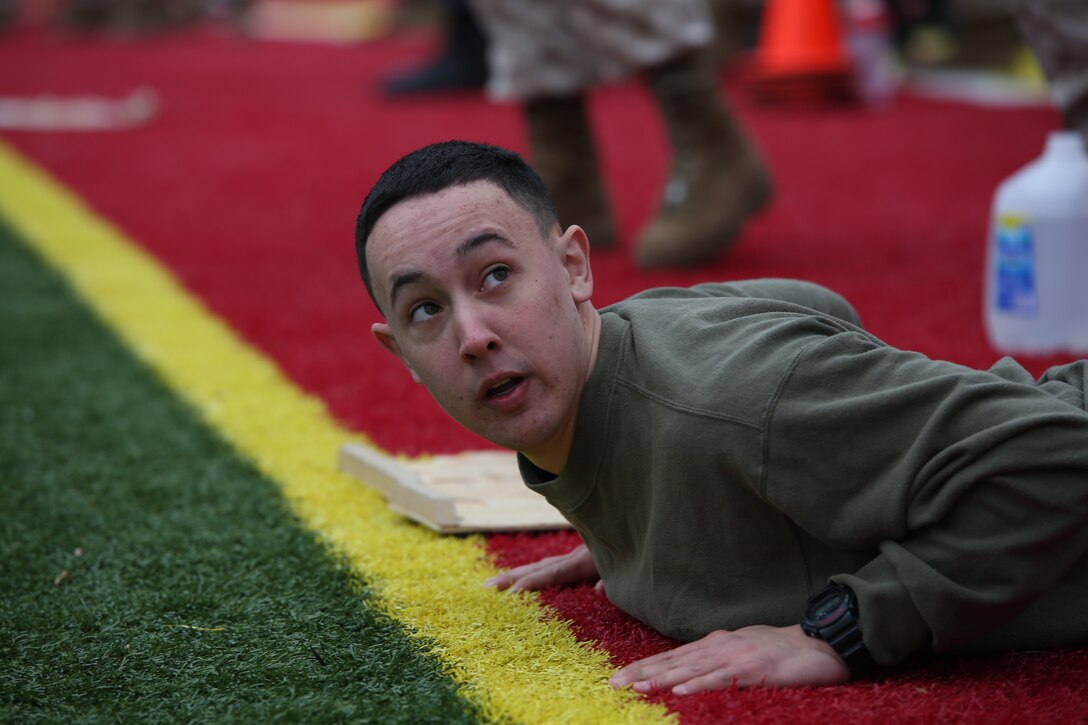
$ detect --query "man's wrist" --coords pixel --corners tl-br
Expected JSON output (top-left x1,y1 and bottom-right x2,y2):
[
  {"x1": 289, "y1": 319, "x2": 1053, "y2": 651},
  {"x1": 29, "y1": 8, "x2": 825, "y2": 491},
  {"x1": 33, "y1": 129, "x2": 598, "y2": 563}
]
[{"x1": 801, "y1": 583, "x2": 876, "y2": 676}]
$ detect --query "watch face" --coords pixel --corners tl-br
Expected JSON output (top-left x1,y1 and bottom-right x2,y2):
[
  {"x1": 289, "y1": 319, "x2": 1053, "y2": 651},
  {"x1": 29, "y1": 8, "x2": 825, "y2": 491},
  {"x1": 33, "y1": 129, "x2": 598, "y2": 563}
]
[{"x1": 809, "y1": 589, "x2": 848, "y2": 626}]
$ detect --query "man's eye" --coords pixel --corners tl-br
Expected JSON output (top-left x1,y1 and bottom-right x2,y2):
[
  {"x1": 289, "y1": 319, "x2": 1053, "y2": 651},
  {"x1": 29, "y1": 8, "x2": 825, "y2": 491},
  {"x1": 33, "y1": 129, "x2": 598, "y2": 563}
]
[
  {"x1": 408, "y1": 301, "x2": 441, "y2": 323},
  {"x1": 483, "y1": 266, "x2": 510, "y2": 290}
]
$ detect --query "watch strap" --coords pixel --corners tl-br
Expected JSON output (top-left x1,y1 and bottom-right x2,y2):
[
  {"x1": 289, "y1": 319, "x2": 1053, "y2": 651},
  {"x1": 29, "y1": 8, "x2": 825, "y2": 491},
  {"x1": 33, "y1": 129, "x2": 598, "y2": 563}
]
[{"x1": 803, "y1": 584, "x2": 876, "y2": 675}]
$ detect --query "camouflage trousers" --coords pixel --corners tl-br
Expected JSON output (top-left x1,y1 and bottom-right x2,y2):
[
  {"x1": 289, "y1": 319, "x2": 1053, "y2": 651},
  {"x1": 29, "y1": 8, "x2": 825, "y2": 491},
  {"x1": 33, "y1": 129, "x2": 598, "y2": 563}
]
[{"x1": 467, "y1": 0, "x2": 714, "y2": 101}]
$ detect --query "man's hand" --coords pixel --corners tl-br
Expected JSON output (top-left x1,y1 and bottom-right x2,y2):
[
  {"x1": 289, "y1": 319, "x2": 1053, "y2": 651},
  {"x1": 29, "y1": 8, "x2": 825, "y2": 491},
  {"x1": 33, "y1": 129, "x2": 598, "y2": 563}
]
[
  {"x1": 484, "y1": 543, "x2": 599, "y2": 593},
  {"x1": 609, "y1": 624, "x2": 851, "y2": 694}
]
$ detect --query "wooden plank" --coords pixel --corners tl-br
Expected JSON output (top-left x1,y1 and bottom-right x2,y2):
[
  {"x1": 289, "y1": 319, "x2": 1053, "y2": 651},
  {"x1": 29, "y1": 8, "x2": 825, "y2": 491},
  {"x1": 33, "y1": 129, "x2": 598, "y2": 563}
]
[{"x1": 338, "y1": 443, "x2": 572, "y2": 533}]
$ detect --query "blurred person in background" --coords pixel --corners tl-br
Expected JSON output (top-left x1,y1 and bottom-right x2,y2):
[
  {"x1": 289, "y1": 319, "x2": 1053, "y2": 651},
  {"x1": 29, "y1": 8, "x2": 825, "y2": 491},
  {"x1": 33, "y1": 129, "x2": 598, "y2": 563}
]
[
  {"x1": 467, "y1": 0, "x2": 773, "y2": 268},
  {"x1": 382, "y1": 0, "x2": 489, "y2": 96},
  {"x1": 1009, "y1": 0, "x2": 1088, "y2": 147}
]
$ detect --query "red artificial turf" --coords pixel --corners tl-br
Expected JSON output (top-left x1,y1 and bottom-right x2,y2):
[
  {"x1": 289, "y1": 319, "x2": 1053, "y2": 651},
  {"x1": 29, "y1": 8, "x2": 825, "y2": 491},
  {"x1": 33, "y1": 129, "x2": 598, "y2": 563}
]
[
  {"x1": 488, "y1": 532, "x2": 1088, "y2": 724},
  {"x1": 3, "y1": 25, "x2": 1085, "y2": 723}
]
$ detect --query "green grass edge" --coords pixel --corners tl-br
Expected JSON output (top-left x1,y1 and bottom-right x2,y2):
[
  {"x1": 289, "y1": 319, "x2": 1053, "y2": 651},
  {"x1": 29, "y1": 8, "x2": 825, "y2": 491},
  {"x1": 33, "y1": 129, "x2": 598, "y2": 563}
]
[{"x1": 0, "y1": 219, "x2": 487, "y2": 724}]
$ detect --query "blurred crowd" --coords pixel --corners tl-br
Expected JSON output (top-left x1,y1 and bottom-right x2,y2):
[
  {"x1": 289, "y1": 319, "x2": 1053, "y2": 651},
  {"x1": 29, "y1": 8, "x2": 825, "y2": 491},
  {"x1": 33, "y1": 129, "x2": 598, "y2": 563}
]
[
  {"x1": 0, "y1": 0, "x2": 1037, "y2": 69},
  {"x1": 0, "y1": 0, "x2": 245, "y2": 31},
  {"x1": 4, "y1": 0, "x2": 1081, "y2": 267},
  {"x1": 370, "y1": 0, "x2": 1083, "y2": 267}
]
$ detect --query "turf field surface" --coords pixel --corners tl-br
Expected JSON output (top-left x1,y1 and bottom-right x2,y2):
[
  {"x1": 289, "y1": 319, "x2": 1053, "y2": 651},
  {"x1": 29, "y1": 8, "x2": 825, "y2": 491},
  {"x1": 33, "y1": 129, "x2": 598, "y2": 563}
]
[
  {"x1": 4, "y1": 26, "x2": 1088, "y2": 723},
  {"x1": 0, "y1": 140, "x2": 666, "y2": 723}
]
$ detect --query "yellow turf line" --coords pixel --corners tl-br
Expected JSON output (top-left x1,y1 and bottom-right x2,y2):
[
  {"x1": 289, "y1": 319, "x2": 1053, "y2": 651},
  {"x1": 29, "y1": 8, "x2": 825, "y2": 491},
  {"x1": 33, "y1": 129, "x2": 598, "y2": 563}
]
[{"x1": 0, "y1": 139, "x2": 674, "y2": 725}]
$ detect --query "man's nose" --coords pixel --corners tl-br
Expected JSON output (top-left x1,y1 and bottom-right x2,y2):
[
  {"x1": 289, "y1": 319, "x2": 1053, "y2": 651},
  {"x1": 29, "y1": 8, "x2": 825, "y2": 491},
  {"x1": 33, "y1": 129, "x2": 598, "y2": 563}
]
[{"x1": 455, "y1": 306, "x2": 500, "y2": 360}]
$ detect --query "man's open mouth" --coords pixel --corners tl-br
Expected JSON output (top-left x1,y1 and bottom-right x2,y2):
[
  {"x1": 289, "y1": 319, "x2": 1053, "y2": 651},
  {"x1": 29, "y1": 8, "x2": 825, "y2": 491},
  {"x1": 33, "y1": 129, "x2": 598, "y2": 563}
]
[{"x1": 486, "y1": 377, "x2": 523, "y2": 398}]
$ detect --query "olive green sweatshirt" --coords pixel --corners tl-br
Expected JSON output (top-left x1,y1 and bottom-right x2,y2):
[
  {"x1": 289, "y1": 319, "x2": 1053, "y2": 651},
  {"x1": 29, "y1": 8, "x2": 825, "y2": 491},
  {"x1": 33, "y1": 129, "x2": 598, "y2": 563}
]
[{"x1": 518, "y1": 280, "x2": 1088, "y2": 665}]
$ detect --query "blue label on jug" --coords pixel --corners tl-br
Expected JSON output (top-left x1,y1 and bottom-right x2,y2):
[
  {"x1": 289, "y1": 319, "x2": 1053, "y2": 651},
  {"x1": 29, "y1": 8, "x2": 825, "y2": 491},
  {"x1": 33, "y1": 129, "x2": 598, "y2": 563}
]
[{"x1": 993, "y1": 215, "x2": 1038, "y2": 318}]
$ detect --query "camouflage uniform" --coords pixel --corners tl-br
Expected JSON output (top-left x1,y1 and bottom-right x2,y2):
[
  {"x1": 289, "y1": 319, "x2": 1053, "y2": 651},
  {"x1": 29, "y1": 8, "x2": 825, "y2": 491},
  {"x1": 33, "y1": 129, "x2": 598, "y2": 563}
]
[{"x1": 467, "y1": 0, "x2": 714, "y2": 100}]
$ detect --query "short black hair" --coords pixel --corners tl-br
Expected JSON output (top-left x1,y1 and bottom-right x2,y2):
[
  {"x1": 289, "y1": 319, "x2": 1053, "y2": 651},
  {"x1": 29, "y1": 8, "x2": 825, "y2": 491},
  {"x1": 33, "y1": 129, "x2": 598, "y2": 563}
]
[{"x1": 355, "y1": 140, "x2": 559, "y2": 311}]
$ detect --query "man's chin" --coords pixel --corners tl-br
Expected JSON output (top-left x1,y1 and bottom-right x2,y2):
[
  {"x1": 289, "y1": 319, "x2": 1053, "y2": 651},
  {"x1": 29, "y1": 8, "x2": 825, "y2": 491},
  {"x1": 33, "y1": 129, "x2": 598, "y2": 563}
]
[
  {"x1": 469, "y1": 425, "x2": 548, "y2": 455},
  {"x1": 452, "y1": 406, "x2": 559, "y2": 455},
  {"x1": 479, "y1": 433, "x2": 537, "y2": 453}
]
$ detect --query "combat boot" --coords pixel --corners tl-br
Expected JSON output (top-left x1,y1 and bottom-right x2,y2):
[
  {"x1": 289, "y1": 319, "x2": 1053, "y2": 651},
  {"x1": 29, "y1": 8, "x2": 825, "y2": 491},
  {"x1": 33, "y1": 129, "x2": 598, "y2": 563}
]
[
  {"x1": 636, "y1": 52, "x2": 772, "y2": 267},
  {"x1": 524, "y1": 95, "x2": 616, "y2": 249}
]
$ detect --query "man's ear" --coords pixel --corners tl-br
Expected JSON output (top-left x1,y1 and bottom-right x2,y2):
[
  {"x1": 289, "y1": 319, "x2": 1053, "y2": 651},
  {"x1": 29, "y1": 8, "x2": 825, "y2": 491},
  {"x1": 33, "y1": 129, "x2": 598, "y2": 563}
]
[
  {"x1": 558, "y1": 224, "x2": 594, "y2": 304},
  {"x1": 371, "y1": 322, "x2": 423, "y2": 384}
]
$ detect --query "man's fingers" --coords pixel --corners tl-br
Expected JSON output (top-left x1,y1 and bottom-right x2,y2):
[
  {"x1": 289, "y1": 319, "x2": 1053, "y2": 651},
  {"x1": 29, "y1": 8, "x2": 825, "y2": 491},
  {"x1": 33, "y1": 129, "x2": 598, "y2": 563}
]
[
  {"x1": 610, "y1": 647, "x2": 700, "y2": 690},
  {"x1": 508, "y1": 557, "x2": 592, "y2": 592},
  {"x1": 483, "y1": 545, "x2": 597, "y2": 593},
  {"x1": 506, "y1": 567, "x2": 559, "y2": 592},
  {"x1": 610, "y1": 637, "x2": 710, "y2": 685},
  {"x1": 613, "y1": 655, "x2": 755, "y2": 694},
  {"x1": 484, "y1": 555, "x2": 564, "y2": 589},
  {"x1": 613, "y1": 658, "x2": 729, "y2": 694},
  {"x1": 483, "y1": 571, "x2": 515, "y2": 590},
  {"x1": 483, "y1": 561, "x2": 563, "y2": 592},
  {"x1": 611, "y1": 626, "x2": 851, "y2": 694}
]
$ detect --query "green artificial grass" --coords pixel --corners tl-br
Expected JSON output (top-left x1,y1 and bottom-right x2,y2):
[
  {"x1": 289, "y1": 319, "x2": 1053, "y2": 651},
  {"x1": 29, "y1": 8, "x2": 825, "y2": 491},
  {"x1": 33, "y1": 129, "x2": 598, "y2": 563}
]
[{"x1": 0, "y1": 221, "x2": 481, "y2": 724}]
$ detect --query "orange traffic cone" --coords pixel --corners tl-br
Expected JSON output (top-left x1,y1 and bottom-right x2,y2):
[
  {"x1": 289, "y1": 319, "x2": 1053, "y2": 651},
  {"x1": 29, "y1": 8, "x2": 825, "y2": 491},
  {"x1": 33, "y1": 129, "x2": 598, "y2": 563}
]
[{"x1": 747, "y1": 0, "x2": 856, "y2": 105}]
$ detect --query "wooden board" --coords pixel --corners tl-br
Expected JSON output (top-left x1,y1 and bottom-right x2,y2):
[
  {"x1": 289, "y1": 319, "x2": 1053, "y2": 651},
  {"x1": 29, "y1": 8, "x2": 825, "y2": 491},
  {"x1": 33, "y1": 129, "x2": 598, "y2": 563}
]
[{"x1": 338, "y1": 443, "x2": 572, "y2": 534}]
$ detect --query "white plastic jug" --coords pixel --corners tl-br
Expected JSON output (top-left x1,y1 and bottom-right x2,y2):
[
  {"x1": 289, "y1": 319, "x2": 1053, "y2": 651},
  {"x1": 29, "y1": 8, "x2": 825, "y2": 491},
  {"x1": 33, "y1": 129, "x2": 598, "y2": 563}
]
[{"x1": 984, "y1": 130, "x2": 1088, "y2": 354}]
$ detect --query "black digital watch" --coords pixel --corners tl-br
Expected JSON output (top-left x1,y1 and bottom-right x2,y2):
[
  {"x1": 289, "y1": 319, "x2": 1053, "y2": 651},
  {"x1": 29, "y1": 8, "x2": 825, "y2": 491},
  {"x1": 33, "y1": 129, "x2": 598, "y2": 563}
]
[{"x1": 802, "y1": 583, "x2": 876, "y2": 675}]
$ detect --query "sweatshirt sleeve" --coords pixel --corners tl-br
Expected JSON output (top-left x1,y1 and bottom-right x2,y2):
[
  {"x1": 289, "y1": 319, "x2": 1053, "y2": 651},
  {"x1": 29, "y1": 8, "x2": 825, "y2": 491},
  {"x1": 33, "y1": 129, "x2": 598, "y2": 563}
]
[{"x1": 761, "y1": 330, "x2": 1088, "y2": 665}]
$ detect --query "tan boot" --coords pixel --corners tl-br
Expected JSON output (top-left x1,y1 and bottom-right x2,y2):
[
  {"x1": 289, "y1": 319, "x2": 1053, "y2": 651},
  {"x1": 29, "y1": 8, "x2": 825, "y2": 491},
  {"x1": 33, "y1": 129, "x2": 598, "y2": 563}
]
[
  {"x1": 636, "y1": 52, "x2": 773, "y2": 267},
  {"x1": 524, "y1": 95, "x2": 616, "y2": 249}
]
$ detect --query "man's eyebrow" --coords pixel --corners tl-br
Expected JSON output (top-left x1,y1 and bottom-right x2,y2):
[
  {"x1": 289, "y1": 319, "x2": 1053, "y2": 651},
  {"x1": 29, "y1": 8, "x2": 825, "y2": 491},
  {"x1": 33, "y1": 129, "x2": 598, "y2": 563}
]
[
  {"x1": 456, "y1": 231, "x2": 514, "y2": 257},
  {"x1": 387, "y1": 233, "x2": 514, "y2": 310},
  {"x1": 388, "y1": 270, "x2": 424, "y2": 311}
]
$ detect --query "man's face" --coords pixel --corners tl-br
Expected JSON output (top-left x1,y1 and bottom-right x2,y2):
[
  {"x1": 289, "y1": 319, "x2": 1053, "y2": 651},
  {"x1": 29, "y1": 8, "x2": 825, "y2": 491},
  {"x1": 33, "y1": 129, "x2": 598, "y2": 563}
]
[{"x1": 367, "y1": 181, "x2": 596, "y2": 463}]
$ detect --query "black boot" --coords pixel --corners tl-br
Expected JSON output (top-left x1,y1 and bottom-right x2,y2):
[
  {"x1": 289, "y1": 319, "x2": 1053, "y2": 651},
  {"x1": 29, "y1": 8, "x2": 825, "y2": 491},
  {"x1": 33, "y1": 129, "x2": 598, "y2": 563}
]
[{"x1": 384, "y1": 0, "x2": 489, "y2": 96}]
